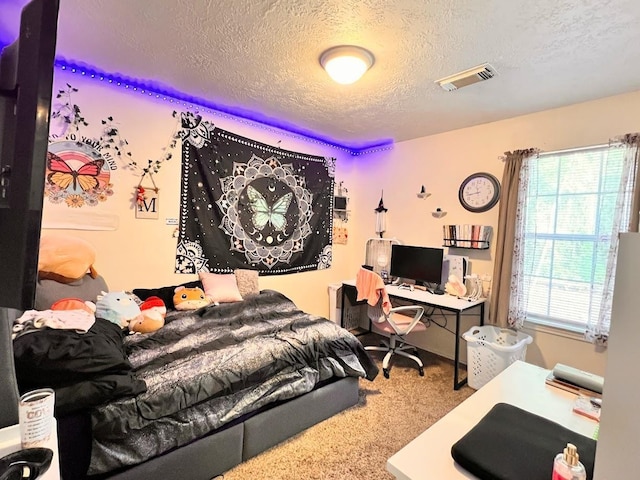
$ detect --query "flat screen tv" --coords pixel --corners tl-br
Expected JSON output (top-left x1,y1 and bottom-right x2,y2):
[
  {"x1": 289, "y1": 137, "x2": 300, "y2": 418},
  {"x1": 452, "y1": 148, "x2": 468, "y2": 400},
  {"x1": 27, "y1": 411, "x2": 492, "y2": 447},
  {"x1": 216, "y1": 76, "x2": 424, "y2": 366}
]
[
  {"x1": 0, "y1": 0, "x2": 59, "y2": 311},
  {"x1": 390, "y1": 244, "x2": 444, "y2": 288}
]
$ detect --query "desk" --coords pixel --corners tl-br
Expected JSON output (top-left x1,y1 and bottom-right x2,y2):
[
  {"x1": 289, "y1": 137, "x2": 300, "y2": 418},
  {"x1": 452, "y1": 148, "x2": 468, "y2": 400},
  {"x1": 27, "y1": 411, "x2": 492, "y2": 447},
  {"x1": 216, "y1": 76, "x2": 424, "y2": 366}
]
[
  {"x1": 0, "y1": 420, "x2": 60, "y2": 480},
  {"x1": 340, "y1": 280, "x2": 485, "y2": 390},
  {"x1": 386, "y1": 361, "x2": 598, "y2": 480}
]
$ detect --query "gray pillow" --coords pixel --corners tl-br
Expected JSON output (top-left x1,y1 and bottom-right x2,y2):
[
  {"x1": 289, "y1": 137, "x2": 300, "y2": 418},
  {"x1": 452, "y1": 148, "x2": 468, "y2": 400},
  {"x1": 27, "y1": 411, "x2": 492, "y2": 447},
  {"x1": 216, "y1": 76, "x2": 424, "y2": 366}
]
[
  {"x1": 34, "y1": 274, "x2": 108, "y2": 310},
  {"x1": 234, "y1": 269, "x2": 259, "y2": 298}
]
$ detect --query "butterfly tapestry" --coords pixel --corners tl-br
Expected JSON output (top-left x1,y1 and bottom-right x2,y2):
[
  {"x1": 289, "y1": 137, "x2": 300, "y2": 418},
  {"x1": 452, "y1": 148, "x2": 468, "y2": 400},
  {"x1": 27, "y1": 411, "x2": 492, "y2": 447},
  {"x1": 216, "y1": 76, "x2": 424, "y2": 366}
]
[
  {"x1": 47, "y1": 152, "x2": 104, "y2": 192},
  {"x1": 176, "y1": 126, "x2": 334, "y2": 274},
  {"x1": 246, "y1": 185, "x2": 292, "y2": 232}
]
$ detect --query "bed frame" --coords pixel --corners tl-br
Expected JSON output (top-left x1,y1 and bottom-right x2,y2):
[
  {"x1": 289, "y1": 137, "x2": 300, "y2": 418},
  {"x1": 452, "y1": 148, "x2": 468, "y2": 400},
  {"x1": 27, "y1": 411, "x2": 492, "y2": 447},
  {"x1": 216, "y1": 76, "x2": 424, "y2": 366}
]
[
  {"x1": 99, "y1": 376, "x2": 358, "y2": 480},
  {"x1": 1, "y1": 307, "x2": 360, "y2": 480}
]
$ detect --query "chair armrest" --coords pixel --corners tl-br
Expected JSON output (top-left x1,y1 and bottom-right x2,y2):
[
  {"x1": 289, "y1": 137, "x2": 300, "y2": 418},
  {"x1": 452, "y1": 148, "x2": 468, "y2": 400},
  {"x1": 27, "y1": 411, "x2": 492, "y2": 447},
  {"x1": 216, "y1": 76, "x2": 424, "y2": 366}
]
[{"x1": 388, "y1": 305, "x2": 424, "y2": 335}]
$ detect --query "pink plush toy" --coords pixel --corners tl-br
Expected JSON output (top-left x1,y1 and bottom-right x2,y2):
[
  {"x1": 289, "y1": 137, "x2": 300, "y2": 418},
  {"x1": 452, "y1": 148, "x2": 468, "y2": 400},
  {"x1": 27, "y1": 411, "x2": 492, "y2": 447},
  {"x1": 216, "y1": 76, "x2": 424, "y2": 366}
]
[{"x1": 51, "y1": 297, "x2": 96, "y2": 314}]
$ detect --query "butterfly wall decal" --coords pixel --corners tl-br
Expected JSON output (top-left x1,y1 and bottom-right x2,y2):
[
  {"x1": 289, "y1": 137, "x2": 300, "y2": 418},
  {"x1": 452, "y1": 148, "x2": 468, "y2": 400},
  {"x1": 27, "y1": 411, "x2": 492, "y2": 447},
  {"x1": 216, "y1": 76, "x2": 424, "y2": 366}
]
[
  {"x1": 246, "y1": 185, "x2": 292, "y2": 232},
  {"x1": 47, "y1": 152, "x2": 104, "y2": 192}
]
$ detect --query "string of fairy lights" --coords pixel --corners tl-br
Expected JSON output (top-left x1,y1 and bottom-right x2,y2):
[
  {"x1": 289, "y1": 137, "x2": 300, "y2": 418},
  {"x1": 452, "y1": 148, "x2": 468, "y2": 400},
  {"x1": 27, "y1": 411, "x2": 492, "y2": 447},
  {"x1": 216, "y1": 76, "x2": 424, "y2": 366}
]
[{"x1": 55, "y1": 59, "x2": 395, "y2": 157}]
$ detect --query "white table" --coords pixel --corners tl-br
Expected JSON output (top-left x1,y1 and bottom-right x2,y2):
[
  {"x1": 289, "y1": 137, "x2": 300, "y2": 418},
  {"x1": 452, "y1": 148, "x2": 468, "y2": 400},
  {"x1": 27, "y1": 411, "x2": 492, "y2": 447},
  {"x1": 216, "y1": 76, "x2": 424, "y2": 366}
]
[
  {"x1": 0, "y1": 420, "x2": 60, "y2": 480},
  {"x1": 387, "y1": 361, "x2": 598, "y2": 480},
  {"x1": 341, "y1": 280, "x2": 485, "y2": 389}
]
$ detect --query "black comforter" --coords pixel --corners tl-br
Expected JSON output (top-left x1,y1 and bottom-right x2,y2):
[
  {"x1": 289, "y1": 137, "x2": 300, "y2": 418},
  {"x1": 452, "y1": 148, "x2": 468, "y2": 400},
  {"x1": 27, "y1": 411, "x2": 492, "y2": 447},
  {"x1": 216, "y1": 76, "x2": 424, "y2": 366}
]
[
  {"x1": 89, "y1": 290, "x2": 377, "y2": 474},
  {"x1": 13, "y1": 317, "x2": 146, "y2": 416}
]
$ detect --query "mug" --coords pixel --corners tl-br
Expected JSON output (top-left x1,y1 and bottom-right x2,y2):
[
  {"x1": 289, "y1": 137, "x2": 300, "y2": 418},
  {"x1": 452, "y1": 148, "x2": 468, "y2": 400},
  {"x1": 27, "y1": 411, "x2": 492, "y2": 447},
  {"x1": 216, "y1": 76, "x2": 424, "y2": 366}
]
[{"x1": 18, "y1": 388, "x2": 55, "y2": 449}]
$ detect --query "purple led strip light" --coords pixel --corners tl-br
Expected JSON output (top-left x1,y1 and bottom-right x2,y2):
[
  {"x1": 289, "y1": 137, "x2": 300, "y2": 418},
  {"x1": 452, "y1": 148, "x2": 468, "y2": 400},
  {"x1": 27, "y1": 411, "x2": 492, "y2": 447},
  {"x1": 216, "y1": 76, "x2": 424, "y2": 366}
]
[{"x1": 51, "y1": 57, "x2": 394, "y2": 155}]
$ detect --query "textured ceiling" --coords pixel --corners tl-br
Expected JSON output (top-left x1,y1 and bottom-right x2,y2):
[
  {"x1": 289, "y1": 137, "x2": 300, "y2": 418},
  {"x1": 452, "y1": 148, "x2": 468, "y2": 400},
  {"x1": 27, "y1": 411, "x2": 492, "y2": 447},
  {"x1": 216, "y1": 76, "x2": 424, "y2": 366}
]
[{"x1": 2, "y1": 0, "x2": 640, "y2": 150}]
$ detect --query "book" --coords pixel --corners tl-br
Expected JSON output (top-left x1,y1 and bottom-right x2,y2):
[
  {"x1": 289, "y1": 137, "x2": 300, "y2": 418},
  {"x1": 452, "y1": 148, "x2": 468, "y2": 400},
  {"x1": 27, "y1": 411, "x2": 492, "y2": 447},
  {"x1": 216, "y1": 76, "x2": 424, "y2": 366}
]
[
  {"x1": 545, "y1": 373, "x2": 603, "y2": 399},
  {"x1": 471, "y1": 225, "x2": 480, "y2": 248}
]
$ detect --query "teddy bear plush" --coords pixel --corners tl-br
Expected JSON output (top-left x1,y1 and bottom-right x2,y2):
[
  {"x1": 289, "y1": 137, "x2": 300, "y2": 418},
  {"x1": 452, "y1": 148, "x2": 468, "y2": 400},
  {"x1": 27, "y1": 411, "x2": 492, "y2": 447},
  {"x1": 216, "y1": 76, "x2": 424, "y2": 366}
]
[
  {"x1": 173, "y1": 286, "x2": 212, "y2": 310},
  {"x1": 95, "y1": 291, "x2": 143, "y2": 328}
]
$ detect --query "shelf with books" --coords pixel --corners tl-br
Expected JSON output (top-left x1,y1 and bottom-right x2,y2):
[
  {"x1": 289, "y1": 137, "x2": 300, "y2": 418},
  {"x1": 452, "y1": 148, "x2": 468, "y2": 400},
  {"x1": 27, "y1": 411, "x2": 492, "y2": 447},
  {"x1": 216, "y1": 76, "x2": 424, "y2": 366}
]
[
  {"x1": 443, "y1": 239, "x2": 490, "y2": 249},
  {"x1": 443, "y1": 224, "x2": 493, "y2": 249}
]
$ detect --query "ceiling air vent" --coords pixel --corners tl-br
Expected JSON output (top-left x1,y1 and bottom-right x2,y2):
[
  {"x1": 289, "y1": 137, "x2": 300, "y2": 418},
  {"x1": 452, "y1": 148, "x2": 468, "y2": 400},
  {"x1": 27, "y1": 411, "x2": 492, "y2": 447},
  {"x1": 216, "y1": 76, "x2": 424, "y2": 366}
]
[{"x1": 435, "y1": 63, "x2": 497, "y2": 92}]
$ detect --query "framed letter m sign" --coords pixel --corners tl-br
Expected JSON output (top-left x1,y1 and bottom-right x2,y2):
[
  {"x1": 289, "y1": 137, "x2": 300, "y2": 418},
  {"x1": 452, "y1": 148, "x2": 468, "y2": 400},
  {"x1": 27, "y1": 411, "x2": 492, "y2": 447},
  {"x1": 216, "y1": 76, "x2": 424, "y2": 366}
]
[{"x1": 136, "y1": 190, "x2": 159, "y2": 219}]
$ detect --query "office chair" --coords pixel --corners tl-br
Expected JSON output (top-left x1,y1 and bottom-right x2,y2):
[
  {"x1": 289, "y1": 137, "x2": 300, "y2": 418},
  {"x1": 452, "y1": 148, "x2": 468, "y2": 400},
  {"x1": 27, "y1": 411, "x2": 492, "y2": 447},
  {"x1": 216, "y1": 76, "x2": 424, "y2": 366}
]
[{"x1": 356, "y1": 267, "x2": 426, "y2": 378}]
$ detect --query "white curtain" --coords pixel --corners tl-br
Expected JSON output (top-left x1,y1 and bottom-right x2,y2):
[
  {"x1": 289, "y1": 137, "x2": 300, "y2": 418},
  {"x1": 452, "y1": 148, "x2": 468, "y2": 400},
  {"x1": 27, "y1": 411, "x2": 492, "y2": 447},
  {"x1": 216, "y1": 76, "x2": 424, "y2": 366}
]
[
  {"x1": 586, "y1": 135, "x2": 640, "y2": 345},
  {"x1": 507, "y1": 137, "x2": 639, "y2": 338}
]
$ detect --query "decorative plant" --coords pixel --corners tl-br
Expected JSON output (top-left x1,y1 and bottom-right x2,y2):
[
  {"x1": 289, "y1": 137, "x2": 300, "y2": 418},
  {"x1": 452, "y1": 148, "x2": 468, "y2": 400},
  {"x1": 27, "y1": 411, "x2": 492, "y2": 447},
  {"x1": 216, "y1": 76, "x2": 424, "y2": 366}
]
[
  {"x1": 99, "y1": 115, "x2": 132, "y2": 164},
  {"x1": 51, "y1": 84, "x2": 182, "y2": 175},
  {"x1": 51, "y1": 83, "x2": 87, "y2": 135}
]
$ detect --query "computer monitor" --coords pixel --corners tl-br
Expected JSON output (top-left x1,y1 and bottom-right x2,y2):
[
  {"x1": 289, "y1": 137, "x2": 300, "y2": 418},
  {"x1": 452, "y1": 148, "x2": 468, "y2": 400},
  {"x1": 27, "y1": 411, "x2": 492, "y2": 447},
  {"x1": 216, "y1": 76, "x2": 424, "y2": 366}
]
[{"x1": 390, "y1": 244, "x2": 444, "y2": 288}]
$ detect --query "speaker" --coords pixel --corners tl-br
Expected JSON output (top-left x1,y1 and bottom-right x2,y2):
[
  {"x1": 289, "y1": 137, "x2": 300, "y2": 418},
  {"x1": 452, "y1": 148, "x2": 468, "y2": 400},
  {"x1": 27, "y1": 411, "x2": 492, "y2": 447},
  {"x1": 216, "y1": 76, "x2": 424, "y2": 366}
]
[
  {"x1": 440, "y1": 259, "x2": 450, "y2": 287},
  {"x1": 333, "y1": 196, "x2": 347, "y2": 211}
]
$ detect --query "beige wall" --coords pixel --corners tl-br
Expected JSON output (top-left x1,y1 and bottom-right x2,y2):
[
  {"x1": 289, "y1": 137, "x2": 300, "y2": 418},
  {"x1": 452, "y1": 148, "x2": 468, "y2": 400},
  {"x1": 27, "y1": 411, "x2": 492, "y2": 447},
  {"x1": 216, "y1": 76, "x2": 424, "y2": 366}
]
[
  {"x1": 44, "y1": 69, "x2": 356, "y2": 316},
  {"x1": 339, "y1": 90, "x2": 640, "y2": 375},
  {"x1": 44, "y1": 69, "x2": 640, "y2": 375}
]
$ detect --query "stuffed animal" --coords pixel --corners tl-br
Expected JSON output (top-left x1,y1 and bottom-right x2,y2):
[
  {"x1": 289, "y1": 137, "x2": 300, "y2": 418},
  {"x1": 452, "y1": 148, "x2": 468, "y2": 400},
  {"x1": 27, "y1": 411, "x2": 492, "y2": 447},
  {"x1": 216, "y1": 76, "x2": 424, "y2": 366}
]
[
  {"x1": 444, "y1": 274, "x2": 467, "y2": 298},
  {"x1": 37, "y1": 234, "x2": 99, "y2": 283},
  {"x1": 95, "y1": 291, "x2": 142, "y2": 328},
  {"x1": 173, "y1": 286, "x2": 211, "y2": 310},
  {"x1": 50, "y1": 297, "x2": 96, "y2": 314},
  {"x1": 129, "y1": 296, "x2": 166, "y2": 333}
]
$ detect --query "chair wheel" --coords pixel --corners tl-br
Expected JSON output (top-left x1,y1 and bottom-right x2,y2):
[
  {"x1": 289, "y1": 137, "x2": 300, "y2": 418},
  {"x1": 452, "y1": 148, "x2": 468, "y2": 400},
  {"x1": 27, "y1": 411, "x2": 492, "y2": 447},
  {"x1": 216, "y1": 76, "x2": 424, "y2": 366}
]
[
  {"x1": 419, "y1": 367, "x2": 424, "y2": 376},
  {"x1": 383, "y1": 368, "x2": 390, "y2": 379}
]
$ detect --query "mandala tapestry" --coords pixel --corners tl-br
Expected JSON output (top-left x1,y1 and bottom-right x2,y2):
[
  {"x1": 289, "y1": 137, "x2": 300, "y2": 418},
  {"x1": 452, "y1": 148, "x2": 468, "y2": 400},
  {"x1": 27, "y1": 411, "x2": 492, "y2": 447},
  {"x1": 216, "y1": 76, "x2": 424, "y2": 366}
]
[{"x1": 176, "y1": 125, "x2": 335, "y2": 274}]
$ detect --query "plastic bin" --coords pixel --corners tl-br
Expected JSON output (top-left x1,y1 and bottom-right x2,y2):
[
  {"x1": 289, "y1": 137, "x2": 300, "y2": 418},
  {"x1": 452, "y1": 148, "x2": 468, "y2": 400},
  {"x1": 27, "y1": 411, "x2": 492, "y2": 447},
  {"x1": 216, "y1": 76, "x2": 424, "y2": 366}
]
[
  {"x1": 328, "y1": 283, "x2": 342, "y2": 324},
  {"x1": 462, "y1": 325, "x2": 532, "y2": 390}
]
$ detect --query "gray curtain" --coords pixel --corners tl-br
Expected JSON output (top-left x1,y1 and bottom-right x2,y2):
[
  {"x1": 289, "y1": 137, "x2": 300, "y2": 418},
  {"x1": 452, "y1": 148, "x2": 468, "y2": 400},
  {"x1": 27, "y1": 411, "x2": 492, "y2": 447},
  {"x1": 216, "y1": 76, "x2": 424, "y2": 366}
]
[{"x1": 488, "y1": 149, "x2": 538, "y2": 327}]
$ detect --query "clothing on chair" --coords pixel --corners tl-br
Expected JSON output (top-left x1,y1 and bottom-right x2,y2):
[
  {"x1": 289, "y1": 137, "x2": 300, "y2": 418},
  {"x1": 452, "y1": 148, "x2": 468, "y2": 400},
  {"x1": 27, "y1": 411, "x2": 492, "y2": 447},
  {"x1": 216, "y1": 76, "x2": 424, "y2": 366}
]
[
  {"x1": 355, "y1": 267, "x2": 391, "y2": 315},
  {"x1": 356, "y1": 267, "x2": 426, "y2": 378}
]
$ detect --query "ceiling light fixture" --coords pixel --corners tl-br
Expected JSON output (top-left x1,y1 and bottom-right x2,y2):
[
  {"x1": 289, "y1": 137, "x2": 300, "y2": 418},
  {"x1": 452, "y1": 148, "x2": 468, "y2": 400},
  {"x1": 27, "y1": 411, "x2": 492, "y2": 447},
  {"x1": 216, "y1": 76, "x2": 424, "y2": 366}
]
[{"x1": 320, "y1": 45, "x2": 374, "y2": 85}]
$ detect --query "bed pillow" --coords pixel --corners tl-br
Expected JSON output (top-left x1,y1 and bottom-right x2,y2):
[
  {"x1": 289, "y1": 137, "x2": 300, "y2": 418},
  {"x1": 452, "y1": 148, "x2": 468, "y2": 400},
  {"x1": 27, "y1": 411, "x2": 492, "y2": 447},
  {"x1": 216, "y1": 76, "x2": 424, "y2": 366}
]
[
  {"x1": 199, "y1": 272, "x2": 243, "y2": 303},
  {"x1": 132, "y1": 280, "x2": 202, "y2": 310},
  {"x1": 234, "y1": 269, "x2": 260, "y2": 298},
  {"x1": 34, "y1": 274, "x2": 109, "y2": 310}
]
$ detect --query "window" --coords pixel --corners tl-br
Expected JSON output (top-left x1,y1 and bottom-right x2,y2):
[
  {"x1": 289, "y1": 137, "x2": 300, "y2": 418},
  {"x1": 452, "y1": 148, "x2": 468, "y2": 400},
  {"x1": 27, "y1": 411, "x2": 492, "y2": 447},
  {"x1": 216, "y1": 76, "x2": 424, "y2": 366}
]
[{"x1": 517, "y1": 145, "x2": 633, "y2": 333}]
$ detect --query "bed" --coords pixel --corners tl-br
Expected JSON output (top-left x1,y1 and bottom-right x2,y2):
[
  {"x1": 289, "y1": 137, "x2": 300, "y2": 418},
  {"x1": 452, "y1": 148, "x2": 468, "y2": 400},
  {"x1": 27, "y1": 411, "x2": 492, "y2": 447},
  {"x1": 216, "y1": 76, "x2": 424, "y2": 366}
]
[{"x1": 6, "y1": 286, "x2": 378, "y2": 480}]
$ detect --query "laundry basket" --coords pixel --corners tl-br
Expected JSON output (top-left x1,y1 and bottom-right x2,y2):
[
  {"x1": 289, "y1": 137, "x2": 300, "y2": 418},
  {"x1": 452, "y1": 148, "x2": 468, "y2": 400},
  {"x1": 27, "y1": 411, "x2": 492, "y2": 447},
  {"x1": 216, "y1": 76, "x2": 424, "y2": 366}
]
[{"x1": 462, "y1": 326, "x2": 532, "y2": 390}]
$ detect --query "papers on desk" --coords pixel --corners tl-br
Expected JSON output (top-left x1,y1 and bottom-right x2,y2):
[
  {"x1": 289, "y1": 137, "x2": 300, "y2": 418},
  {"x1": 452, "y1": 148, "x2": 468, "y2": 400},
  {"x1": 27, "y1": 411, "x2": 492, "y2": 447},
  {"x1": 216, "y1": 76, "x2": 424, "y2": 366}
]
[
  {"x1": 545, "y1": 372, "x2": 602, "y2": 423},
  {"x1": 572, "y1": 396, "x2": 601, "y2": 422}
]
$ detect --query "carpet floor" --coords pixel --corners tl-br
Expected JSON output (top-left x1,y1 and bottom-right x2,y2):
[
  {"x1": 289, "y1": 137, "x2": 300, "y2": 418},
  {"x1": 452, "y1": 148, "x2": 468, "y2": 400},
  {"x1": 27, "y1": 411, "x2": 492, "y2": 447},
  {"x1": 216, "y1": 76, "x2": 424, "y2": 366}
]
[{"x1": 222, "y1": 333, "x2": 475, "y2": 479}]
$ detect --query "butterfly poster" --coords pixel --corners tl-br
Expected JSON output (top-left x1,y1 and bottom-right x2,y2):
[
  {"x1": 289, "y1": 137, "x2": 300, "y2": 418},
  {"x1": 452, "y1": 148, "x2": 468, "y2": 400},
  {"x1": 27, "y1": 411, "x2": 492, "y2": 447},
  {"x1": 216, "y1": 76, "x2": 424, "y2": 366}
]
[
  {"x1": 41, "y1": 139, "x2": 118, "y2": 230},
  {"x1": 175, "y1": 127, "x2": 335, "y2": 275}
]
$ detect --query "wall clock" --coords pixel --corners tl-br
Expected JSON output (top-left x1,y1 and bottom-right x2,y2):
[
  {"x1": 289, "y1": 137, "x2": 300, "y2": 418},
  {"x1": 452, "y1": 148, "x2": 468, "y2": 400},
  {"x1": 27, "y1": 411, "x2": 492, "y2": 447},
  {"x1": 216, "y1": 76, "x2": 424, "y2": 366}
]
[{"x1": 458, "y1": 172, "x2": 501, "y2": 212}]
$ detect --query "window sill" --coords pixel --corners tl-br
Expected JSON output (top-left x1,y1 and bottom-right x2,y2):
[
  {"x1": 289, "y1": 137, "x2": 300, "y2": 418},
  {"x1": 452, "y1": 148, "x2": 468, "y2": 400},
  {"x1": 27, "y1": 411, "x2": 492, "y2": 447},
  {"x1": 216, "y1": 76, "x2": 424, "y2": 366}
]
[{"x1": 522, "y1": 318, "x2": 590, "y2": 343}]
